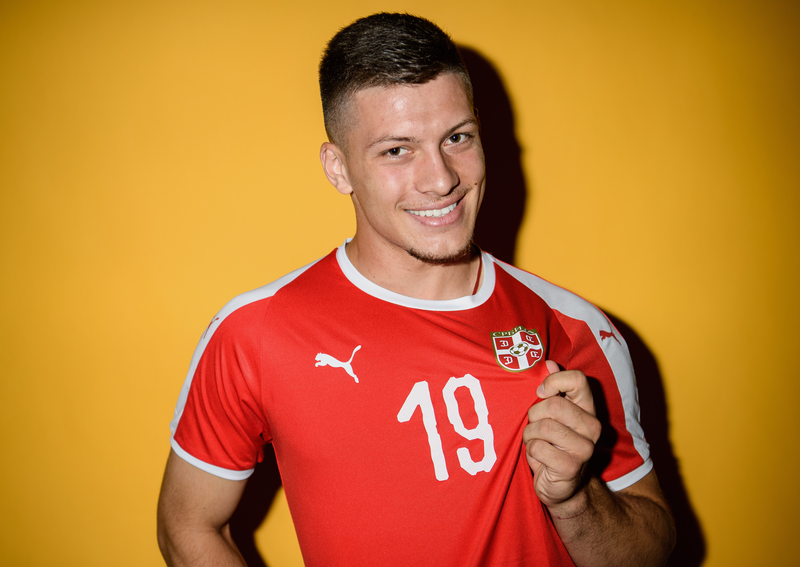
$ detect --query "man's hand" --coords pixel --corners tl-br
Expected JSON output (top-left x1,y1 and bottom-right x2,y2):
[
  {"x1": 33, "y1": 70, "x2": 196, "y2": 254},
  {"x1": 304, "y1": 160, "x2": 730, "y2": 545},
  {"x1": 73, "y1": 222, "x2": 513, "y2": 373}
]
[
  {"x1": 523, "y1": 360, "x2": 601, "y2": 511},
  {"x1": 525, "y1": 361, "x2": 675, "y2": 566}
]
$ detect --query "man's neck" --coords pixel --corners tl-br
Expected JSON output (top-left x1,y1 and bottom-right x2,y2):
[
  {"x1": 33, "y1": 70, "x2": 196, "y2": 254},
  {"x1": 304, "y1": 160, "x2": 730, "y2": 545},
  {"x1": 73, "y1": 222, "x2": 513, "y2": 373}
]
[{"x1": 344, "y1": 239, "x2": 482, "y2": 301}]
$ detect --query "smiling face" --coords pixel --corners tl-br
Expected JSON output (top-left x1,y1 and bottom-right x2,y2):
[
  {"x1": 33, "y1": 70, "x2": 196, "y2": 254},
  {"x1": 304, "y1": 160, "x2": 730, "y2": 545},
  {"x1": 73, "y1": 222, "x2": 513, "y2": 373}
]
[{"x1": 321, "y1": 73, "x2": 485, "y2": 267}]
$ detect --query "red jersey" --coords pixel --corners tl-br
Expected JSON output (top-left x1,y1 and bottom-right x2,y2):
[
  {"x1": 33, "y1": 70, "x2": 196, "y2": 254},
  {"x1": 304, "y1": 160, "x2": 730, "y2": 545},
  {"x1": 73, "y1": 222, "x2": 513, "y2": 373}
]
[{"x1": 171, "y1": 243, "x2": 651, "y2": 566}]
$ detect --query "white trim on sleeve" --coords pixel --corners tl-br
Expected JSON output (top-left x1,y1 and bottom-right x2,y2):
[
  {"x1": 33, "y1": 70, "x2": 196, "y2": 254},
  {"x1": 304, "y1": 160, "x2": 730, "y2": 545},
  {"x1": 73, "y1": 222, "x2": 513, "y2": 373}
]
[
  {"x1": 606, "y1": 458, "x2": 654, "y2": 492},
  {"x1": 171, "y1": 439, "x2": 255, "y2": 481}
]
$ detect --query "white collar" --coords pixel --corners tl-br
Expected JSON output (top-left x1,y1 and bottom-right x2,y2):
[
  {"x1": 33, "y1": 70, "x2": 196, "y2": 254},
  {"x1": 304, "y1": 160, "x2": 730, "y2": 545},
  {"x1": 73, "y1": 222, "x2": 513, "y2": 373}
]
[{"x1": 335, "y1": 240, "x2": 495, "y2": 311}]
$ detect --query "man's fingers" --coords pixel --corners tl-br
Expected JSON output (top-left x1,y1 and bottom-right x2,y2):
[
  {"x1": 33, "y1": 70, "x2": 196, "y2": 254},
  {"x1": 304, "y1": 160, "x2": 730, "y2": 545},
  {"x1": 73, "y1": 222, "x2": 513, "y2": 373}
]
[
  {"x1": 545, "y1": 359, "x2": 560, "y2": 375},
  {"x1": 528, "y1": 394, "x2": 601, "y2": 442},
  {"x1": 536, "y1": 362, "x2": 596, "y2": 416},
  {"x1": 526, "y1": 362, "x2": 601, "y2": 506},
  {"x1": 523, "y1": 412, "x2": 599, "y2": 507},
  {"x1": 524, "y1": 437, "x2": 587, "y2": 479},
  {"x1": 523, "y1": 418, "x2": 598, "y2": 460}
]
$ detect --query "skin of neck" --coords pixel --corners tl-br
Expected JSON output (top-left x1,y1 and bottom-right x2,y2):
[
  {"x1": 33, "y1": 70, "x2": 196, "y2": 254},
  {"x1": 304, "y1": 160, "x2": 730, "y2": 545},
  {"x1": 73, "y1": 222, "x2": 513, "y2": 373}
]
[{"x1": 345, "y1": 236, "x2": 482, "y2": 301}]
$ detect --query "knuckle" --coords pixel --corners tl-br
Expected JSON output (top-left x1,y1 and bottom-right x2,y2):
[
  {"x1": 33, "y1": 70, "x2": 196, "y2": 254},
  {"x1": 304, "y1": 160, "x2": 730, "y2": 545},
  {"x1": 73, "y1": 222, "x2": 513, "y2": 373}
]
[
  {"x1": 543, "y1": 395, "x2": 566, "y2": 415},
  {"x1": 522, "y1": 423, "x2": 537, "y2": 442},
  {"x1": 577, "y1": 436, "x2": 595, "y2": 458},
  {"x1": 588, "y1": 419, "x2": 602, "y2": 441},
  {"x1": 526, "y1": 439, "x2": 547, "y2": 460},
  {"x1": 564, "y1": 459, "x2": 583, "y2": 477},
  {"x1": 539, "y1": 418, "x2": 557, "y2": 437}
]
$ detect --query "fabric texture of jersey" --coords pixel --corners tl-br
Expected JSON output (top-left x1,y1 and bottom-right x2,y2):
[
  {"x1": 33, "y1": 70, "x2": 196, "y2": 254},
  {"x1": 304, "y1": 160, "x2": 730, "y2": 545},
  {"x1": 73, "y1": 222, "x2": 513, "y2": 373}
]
[{"x1": 170, "y1": 242, "x2": 651, "y2": 567}]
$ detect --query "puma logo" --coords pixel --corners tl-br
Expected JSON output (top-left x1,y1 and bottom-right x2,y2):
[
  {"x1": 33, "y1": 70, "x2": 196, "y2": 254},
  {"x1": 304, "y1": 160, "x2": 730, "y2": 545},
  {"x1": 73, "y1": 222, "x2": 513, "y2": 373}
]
[
  {"x1": 315, "y1": 345, "x2": 361, "y2": 383},
  {"x1": 599, "y1": 330, "x2": 620, "y2": 344}
]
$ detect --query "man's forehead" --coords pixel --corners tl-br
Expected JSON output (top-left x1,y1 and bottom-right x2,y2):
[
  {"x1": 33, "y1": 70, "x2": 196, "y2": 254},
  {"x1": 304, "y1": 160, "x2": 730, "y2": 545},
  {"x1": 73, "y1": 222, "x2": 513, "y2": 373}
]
[{"x1": 345, "y1": 74, "x2": 474, "y2": 137}]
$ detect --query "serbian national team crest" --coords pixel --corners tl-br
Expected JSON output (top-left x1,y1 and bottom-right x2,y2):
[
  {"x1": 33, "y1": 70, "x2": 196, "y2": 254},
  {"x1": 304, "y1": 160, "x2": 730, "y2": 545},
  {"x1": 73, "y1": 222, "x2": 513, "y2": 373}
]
[{"x1": 492, "y1": 326, "x2": 544, "y2": 372}]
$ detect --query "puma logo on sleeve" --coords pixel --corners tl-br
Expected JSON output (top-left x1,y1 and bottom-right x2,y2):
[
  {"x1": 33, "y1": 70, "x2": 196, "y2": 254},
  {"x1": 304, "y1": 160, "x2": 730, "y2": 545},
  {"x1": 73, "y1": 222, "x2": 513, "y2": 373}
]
[{"x1": 599, "y1": 330, "x2": 620, "y2": 344}]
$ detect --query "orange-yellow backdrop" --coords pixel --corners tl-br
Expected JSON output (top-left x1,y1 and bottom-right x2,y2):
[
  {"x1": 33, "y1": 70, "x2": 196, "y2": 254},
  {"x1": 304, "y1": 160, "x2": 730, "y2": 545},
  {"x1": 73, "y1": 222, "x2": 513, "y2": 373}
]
[{"x1": 1, "y1": 1, "x2": 798, "y2": 566}]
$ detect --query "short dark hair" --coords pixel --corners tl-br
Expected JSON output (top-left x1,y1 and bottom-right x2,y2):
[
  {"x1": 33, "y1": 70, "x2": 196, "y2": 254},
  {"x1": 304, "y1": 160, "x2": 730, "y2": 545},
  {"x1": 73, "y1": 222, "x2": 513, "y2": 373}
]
[{"x1": 319, "y1": 13, "x2": 473, "y2": 146}]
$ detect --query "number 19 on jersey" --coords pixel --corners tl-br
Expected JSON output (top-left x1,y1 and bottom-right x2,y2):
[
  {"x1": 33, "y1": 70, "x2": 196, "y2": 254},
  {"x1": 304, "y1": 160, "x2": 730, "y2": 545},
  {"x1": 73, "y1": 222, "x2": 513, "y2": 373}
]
[{"x1": 397, "y1": 374, "x2": 496, "y2": 481}]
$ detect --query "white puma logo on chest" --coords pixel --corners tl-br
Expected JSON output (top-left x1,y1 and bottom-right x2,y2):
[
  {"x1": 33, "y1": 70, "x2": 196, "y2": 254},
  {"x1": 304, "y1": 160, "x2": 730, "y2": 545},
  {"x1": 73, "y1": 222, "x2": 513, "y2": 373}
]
[{"x1": 315, "y1": 345, "x2": 361, "y2": 383}]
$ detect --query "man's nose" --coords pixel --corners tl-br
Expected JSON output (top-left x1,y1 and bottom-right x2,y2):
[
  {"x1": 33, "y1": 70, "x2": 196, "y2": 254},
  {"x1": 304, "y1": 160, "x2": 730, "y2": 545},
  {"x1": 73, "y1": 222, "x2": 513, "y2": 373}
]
[{"x1": 419, "y1": 149, "x2": 459, "y2": 195}]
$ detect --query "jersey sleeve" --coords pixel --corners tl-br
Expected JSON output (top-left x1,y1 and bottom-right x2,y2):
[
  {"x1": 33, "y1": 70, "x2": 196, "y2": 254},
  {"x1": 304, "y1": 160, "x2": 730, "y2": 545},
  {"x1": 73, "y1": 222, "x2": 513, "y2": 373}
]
[
  {"x1": 169, "y1": 298, "x2": 272, "y2": 480},
  {"x1": 554, "y1": 308, "x2": 652, "y2": 491}
]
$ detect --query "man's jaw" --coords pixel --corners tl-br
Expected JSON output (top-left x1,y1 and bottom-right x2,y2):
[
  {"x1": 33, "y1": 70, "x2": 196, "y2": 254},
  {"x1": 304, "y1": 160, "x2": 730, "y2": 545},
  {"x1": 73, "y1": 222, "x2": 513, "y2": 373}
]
[{"x1": 406, "y1": 238, "x2": 475, "y2": 265}]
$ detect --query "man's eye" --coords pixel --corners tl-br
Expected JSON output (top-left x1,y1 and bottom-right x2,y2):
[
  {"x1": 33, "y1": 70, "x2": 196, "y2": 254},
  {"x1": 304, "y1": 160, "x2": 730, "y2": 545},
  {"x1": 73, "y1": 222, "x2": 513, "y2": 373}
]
[
  {"x1": 449, "y1": 133, "x2": 469, "y2": 144},
  {"x1": 386, "y1": 147, "x2": 406, "y2": 157}
]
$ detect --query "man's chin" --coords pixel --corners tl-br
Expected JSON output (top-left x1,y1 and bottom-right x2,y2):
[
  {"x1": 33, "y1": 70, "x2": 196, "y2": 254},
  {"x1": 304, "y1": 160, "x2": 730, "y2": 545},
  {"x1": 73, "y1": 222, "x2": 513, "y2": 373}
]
[{"x1": 406, "y1": 241, "x2": 474, "y2": 265}]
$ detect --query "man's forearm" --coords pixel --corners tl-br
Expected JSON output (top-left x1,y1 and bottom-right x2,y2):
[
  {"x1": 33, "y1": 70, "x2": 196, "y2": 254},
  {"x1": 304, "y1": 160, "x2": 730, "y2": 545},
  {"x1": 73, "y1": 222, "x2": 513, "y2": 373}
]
[
  {"x1": 549, "y1": 475, "x2": 675, "y2": 567},
  {"x1": 158, "y1": 522, "x2": 247, "y2": 567}
]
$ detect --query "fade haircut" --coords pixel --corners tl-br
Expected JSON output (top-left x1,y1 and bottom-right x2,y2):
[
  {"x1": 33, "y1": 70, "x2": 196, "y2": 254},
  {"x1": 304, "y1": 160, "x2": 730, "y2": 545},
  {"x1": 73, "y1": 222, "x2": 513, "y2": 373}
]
[{"x1": 319, "y1": 13, "x2": 473, "y2": 148}]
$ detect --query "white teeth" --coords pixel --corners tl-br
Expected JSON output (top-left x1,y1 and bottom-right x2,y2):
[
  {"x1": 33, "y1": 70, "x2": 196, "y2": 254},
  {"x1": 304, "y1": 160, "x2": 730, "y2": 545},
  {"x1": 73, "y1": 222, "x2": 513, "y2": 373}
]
[{"x1": 408, "y1": 202, "x2": 457, "y2": 218}]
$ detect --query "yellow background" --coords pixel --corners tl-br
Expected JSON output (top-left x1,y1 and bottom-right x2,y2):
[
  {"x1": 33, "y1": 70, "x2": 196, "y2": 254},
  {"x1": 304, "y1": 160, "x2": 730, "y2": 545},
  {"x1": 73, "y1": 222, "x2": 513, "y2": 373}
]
[{"x1": 1, "y1": 1, "x2": 798, "y2": 566}]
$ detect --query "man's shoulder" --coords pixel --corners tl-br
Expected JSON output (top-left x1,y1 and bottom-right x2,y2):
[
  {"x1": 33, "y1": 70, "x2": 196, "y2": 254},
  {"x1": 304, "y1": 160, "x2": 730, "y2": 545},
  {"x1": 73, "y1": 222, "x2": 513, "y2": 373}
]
[
  {"x1": 205, "y1": 249, "x2": 338, "y2": 340},
  {"x1": 229, "y1": 255, "x2": 329, "y2": 309},
  {"x1": 491, "y1": 257, "x2": 630, "y2": 360},
  {"x1": 491, "y1": 257, "x2": 600, "y2": 318}
]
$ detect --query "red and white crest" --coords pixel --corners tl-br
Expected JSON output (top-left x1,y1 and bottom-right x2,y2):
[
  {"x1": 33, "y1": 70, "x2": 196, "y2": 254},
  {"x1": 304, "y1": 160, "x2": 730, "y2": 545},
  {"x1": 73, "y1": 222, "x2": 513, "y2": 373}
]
[{"x1": 492, "y1": 326, "x2": 544, "y2": 372}]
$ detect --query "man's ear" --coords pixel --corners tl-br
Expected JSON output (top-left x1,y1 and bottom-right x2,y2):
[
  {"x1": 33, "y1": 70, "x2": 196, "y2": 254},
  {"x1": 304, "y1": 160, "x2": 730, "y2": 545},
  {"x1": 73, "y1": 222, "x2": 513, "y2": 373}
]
[{"x1": 320, "y1": 142, "x2": 353, "y2": 195}]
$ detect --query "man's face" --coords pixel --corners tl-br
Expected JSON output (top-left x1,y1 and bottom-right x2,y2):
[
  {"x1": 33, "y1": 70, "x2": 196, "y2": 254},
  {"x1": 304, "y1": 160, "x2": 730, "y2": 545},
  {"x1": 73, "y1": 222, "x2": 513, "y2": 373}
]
[{"x1": 332, "y1": 73, "x2": 485, "y2": 265}]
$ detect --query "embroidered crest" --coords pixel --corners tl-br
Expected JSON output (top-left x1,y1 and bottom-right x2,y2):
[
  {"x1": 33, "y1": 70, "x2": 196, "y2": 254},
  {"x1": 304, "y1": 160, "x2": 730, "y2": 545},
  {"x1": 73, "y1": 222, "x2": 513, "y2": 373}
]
[{"x1": 491, "y1": 326, "x2": 543, "y2": 372}]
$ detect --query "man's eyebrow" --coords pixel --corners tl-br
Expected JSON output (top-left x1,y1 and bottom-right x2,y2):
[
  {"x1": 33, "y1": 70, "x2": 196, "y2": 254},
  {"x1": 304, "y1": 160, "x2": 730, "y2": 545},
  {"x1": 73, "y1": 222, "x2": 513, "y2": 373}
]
[
  {"x1": 443, "y1": 118, "x2": 479, "y2": 138},
  {"x1": 366, "y1": 135, "x2": 420, "y2": 150},
  {"x1": 365, "y1": 117, "x2": 479, "y2": 151}
]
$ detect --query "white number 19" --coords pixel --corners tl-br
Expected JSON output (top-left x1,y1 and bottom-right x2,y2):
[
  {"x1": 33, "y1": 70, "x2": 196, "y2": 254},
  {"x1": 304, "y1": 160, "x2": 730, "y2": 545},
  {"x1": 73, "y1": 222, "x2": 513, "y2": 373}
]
[{"x1": 397, "y1": 374, "x2": 496, "y2": 482}]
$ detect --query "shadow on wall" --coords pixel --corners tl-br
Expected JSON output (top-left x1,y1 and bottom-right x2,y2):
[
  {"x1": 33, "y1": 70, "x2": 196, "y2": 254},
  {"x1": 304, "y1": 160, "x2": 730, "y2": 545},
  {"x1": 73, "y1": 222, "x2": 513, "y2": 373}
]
[
  {"x1": 228, "y1": 46, "x2": 705, "y2": 567},
  {"x1": 229, "y1": 445, "x2": 281, "y2": 567},
  {"x1": 459, "y1": 46, "x2": 527, "y2": 264},
  {"x1": 605, "y1": 313, "x2": 706, "y2": 566}
]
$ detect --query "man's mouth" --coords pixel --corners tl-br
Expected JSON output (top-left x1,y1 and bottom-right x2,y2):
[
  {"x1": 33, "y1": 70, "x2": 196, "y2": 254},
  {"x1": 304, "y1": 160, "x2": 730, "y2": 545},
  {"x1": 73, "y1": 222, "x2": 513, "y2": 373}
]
[{"x1": 406, "y1": 200, "x2": 459, "y2": 218}]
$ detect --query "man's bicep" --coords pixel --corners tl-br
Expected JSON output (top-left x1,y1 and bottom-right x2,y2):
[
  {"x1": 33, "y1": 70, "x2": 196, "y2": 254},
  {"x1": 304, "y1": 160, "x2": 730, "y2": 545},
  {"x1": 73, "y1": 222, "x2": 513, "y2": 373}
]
[{"x1": 158, "y1": 449, "x2": 248, "y2": 532}]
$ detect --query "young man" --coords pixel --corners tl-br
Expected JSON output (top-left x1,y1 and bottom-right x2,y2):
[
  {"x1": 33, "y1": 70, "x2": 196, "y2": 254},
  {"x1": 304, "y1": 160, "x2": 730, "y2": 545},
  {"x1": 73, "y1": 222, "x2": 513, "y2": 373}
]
[{"x1": 158, "y1": 13, "x2": 675, "y2": 566}]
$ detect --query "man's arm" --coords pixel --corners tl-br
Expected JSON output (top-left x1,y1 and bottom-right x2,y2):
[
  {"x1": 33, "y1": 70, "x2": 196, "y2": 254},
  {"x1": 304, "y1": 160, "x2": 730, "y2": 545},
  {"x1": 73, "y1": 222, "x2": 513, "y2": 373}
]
[
  {"x1": 524, "y1": 361, "x2": 675, "y2": 566},
  {"x1": 157, "y1": 449, "x2": 249, "y2": 567},
  {"x1": 550, "y1": 470, "x2": 674, "y2": 566}
]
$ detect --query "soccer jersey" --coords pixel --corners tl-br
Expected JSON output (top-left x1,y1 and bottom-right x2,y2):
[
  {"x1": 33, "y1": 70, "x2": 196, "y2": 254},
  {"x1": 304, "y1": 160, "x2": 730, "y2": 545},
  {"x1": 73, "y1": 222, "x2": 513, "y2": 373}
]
[{"x1": 170, "y1": 242, "x2": 651, "y2": 566}]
